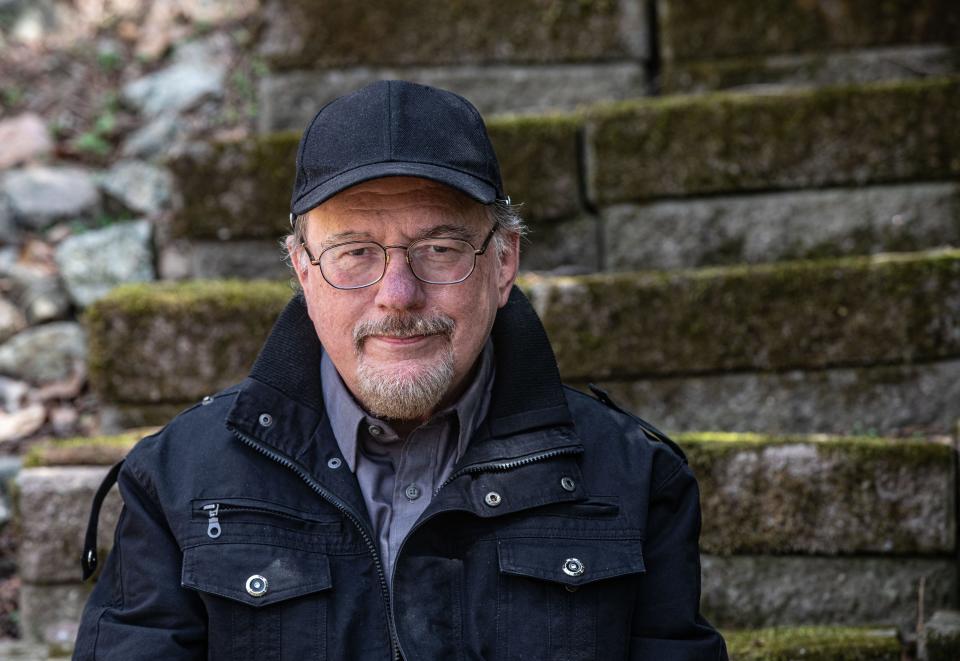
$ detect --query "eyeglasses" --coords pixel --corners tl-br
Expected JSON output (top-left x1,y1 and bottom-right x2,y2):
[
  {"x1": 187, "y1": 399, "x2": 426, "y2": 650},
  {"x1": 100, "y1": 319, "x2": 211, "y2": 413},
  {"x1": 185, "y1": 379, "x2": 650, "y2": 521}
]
[{"x1": 301, "y1": 223, "x2": 498, "y2": 290}]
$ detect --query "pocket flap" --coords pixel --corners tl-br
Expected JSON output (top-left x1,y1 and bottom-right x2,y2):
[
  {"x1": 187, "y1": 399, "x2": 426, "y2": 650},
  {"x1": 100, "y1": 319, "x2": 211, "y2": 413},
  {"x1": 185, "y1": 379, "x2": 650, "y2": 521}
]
[
  {"x1": 498, "y1": 537, "x2": 645, "y2": 587},
  {"x1": 182, "y1": 543, "x2": 332, "y2": 607}
]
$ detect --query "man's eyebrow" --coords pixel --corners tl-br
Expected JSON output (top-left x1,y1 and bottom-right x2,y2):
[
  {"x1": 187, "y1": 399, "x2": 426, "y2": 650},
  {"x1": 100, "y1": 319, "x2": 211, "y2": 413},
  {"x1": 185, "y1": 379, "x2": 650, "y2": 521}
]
[
  {"x1": 319, "y1": 230, "x2": 374, "y2": 248},
  {"x1": 411, "y1": 224, "x2": 474, "y2": 242},
  {"x1": 319, "y1": 224, "x2": 477, "y2": 248}
]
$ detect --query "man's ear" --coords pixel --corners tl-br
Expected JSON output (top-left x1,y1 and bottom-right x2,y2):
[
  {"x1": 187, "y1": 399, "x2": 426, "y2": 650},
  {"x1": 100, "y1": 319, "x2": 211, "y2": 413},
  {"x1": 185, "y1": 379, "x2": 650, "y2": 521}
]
[
  {"x1": 496, "y1": 232, "x2": 520, "y2": 307},
  {"x1": 286, "y1": 235, "x2": 311, "y2": 290}
]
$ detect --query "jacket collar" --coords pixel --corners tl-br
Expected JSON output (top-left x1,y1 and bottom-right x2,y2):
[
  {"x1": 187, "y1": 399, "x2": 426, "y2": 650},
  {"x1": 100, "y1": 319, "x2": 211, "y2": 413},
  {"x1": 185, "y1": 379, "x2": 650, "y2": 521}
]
[{"x1": 225, "y1": 286, "x2": 577, "y2": 471}]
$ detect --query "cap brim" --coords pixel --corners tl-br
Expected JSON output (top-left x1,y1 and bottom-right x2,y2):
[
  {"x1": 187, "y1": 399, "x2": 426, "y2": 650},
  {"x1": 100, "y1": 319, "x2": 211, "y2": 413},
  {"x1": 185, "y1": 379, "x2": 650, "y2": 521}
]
[{"x1": 292, "y1": 161, "x2": 498, "y2": 216}]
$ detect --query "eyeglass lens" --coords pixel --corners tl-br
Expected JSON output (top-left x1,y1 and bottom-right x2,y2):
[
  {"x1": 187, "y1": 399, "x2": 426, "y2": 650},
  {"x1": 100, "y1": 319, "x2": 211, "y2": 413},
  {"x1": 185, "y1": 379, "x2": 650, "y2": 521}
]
[{"x1": 320, "y1": 238, "x2": 477, "y2": 288}]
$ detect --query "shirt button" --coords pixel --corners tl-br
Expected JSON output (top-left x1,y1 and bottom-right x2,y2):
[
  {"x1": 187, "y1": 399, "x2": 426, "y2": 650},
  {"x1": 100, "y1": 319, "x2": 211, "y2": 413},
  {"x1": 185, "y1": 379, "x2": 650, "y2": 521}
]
[
  {"x1": 368, "y1": 425, "x2": 383, "y2": 437},
  {"x1": 404, "y1": 484, "x2": 421, "y2": 501}
]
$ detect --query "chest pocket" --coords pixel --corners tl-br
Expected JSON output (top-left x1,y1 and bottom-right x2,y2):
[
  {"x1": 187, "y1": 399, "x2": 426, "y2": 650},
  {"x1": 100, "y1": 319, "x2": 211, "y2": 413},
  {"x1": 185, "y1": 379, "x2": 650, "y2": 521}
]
[
  {"x1": 182, "y1": 543, "x2": 332, "y2": 661},
  {"x1": 497, "y1": 537, "x2": 645, "y2": 661}
]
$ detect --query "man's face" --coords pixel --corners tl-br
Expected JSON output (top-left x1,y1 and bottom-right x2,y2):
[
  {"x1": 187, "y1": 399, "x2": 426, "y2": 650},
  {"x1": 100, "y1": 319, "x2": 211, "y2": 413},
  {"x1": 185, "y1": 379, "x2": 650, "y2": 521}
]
[{"x1": 294, "y1": 177, "x2": 519, "y2": 421}]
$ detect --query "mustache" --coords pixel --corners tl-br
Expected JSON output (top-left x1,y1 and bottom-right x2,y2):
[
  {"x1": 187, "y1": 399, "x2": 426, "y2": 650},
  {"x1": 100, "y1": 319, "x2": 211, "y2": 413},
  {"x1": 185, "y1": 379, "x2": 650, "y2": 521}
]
[{"x1": 353, "y1": 314, "x2": 456, "y2": 353}]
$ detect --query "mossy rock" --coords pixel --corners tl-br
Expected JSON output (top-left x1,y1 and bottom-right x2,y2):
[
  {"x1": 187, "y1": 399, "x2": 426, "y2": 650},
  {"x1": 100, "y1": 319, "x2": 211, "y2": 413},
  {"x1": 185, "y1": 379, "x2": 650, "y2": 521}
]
[
  {"x1": 169, "y1": 131, "x2": 299, "y2": 241},
  {"x1": 677, "y1": 432, "x2": 954, "y2": 554},
  {"x1": 586, "y1": 77, "x2": 960, "y2": 205},
  {"x1": 488, "y1": 113, "x2": 582, "y2": 222},
  {"x1": 723, "y1": 626, "x2": 901, "y2": 661},
  {"x1": 85, "y1": 280, "x2": 292, "y2": 404},
  {"x1": 521, "y1": 249, "x2": 960, "y2": 379},
  {"x1": 171, "y1": 114, "x2": 583, "y2": 240},
  {"x1": 259, "y1": 0, "x2": 633, "y2": 70},
  {"x1": 659, "y1": 0, "x2": 960, "y2": 61},
  {"x1": 23, "y1": 429, "x2": 156, "y2": 467}
]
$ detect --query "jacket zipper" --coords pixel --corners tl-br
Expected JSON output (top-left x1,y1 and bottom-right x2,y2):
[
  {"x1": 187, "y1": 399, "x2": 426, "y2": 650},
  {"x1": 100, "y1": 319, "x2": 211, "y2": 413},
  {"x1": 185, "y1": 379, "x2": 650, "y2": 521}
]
[
  {"x1": 233, "y1": 430, "x2": 402, "y2": 661},
  {"x1": 198, "y1": 503, "x2": 325, "y2": 539},
  {"x1": 433, "y1": 446, "x2": 583, "y2": 496}
]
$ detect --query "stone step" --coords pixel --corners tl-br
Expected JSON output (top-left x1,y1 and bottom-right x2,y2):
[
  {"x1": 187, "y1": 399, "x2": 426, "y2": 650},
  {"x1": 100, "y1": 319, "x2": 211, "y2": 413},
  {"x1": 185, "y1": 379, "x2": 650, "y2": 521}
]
[
  {"x1": 722, "y1": 626, "x2": 901, "y2": 661},
  {"x1": 526, "y1": 248, "x2": 960, "y2": 379},
  {"x1": 658, "y1": 0, "x2": 959, "y2": 91},
  {"x1": 603, "y1": 182, "x2": 960, "y2": 271},
  {"x1": 586, "y1": 77, "x2": 960, "y2": 206},
  {"x1": 87, "y1": 249, "x2": 960, "y2": 434},
  {"x1": 257, "y1": 0, "x2": 647, "y2": 71}
]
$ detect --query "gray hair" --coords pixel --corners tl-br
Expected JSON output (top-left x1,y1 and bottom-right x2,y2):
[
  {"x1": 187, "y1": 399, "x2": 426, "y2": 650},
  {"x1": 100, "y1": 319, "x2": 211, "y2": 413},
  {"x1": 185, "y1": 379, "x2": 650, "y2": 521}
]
[{"x1": 283, "y1": 198, "x2": 526, "y2": 278}]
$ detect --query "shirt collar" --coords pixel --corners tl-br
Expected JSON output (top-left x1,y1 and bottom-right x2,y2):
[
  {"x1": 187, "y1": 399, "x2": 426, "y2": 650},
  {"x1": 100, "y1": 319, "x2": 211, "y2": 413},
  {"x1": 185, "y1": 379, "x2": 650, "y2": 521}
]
[{"x1": 321, "y1": 339, "x2": 496, "y2": 473}]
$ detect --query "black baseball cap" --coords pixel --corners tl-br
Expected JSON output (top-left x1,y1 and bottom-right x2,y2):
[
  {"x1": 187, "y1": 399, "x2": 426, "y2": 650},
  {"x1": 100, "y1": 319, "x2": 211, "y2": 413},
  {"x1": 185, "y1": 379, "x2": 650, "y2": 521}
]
[{"x1": 290, "y1": 80, "x2": 507, "y2": 219}]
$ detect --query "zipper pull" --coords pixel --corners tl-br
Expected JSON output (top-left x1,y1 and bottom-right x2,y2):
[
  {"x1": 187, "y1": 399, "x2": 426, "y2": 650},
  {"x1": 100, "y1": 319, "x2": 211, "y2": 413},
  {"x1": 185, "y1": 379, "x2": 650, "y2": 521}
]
[{"x1": 203, "y1": 503, "x2": 221, "y2": 538}]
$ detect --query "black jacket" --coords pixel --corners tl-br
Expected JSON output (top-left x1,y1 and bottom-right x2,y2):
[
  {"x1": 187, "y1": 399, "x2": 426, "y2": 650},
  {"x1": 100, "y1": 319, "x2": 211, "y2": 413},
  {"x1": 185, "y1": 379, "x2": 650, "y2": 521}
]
[{"x1": 74, "y1": 288, "x2": 728, "y2": 660}]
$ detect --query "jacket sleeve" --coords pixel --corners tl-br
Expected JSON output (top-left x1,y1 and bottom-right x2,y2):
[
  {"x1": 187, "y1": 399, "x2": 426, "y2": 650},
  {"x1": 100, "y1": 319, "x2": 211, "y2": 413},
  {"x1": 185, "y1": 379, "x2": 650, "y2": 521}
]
[
  {"x1": 629, "y1": 459, "x2": 728, "y2": 661},
  {"x1": 73, "y1": 458, "x2": 207, "y2": 660}
]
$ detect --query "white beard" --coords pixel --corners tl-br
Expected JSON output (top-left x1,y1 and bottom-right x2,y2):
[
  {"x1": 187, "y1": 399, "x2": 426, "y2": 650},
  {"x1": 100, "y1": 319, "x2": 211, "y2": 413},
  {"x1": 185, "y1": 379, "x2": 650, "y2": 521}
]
[
  {"x1": 355, "y1": 348, "x2": 455, "y2": 420},
  {"x1": 352, "y1": 313, "x2": 456, "y2": 420}
]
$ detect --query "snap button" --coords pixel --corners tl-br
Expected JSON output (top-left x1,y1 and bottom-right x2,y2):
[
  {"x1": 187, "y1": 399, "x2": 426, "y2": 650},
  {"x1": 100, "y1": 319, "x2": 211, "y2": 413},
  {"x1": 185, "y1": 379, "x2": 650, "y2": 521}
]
[
  {"x1": 484, "y1": 491, "x2": 502, "y2": 507},
  {"x1": 368, "y1": 425, "x2": 383, "y2": 436},
  {"x1": 327, "y1": 457, "x2": 342, "y2": 469},
  {"x1": 404, "y1": 484, "x2": 421, "y2": 501},
  {"x1": 258, "y1": 413, "x2": 273, "y2": 427},
  {"x1": 201, "y1": 395, "x2": 213, "y2": 406},
  {"x1": 245, "y1": 574, "x2": 268, "y2": 597},
  {"x1": 560, "y1": 476, "x2": 576, "y2": 492},
  {"x1": 563, "y1": 558, "x2": 585, "y2": 577}
]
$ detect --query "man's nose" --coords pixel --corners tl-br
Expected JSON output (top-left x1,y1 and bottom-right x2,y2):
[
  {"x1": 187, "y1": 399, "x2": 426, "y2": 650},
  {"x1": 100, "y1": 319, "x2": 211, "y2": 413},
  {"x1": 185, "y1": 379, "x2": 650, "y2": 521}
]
[{"x1": 374, "y1": 249, "x2": 426, "y2": 311}]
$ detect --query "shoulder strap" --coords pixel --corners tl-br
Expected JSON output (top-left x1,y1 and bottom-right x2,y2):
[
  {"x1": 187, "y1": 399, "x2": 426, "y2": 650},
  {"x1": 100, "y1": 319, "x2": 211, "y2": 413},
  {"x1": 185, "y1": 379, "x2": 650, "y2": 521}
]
[
  {"x1": 587, "y1": 384, "x2": 688, "y2": 463},
  {"x1": 81, "y1": 459, "x2": 125, "y2": 581}
]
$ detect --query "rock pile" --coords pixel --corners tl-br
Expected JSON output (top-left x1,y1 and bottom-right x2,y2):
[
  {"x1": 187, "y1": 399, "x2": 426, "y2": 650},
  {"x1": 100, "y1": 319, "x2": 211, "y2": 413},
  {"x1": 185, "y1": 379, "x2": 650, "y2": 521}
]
[{"x1": 0, "y1": 0, "x2": 266, "y2": 455}]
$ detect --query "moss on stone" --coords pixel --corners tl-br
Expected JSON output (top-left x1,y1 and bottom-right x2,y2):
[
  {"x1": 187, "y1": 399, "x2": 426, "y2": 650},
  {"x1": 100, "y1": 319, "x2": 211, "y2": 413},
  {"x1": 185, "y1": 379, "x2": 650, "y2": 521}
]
[
  {"x1": 488, "y1": 113, "x2": 582, "y2": 222},
  {"x1": 260, "y1": 0, "x2": 629, "y2": 70},
  {"x1": 586, "y1": 77, "x2": 960, "y2": 205},
  {"x1": 23, "y1": 429, "x2": 157, "y2": 467},
  {"x1": 676, "y1": 431, "x2": 953, "y2": 464},
  {"x1": 520, "y1": 248, "x2": 960, "y2": 379},
  {"x1": 676, "y1": 431, "x2": 954, "y2": 555},
  {"x1": 85, "y1": 280, "x2": 292, "y2": 404},
  {"x1": 660, "y1": 0, "x2": 960, "y2": 61},
  {"x1": 723, "y1": 626, "x2": 901, "y2": 661},
  {"x1": 169, "y1": 131, "x2": 299, "y2": 240}
]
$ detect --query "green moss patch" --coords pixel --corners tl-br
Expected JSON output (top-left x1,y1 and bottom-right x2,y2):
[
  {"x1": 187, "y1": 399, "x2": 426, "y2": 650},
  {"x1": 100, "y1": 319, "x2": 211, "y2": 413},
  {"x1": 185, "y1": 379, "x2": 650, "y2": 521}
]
[
  {"x1": 724, "y1": 626, "x2": 901, "y2": 661},
  {"x1": 85, "y1": 280, "x2": 292, "y2": 404},
  {"x1": 520, "y1": 248, "x2": 960, "y2": 379},
  {"x1": 488, "y1": 113, "x2": 582, "y2": 222},
  {"x1": 676, "y1": 432, "x2": 954, "y2": 554},
  {"x1": 260, "y1": 0, "x2": 631, "y2": 70},
  {"x1": 660, "y1": 0, "x2": 960, "y2": 61},
  {"x1": 169, "y1": 131, "x2": 299, "y2": 240},
  {"x1": 586, "y1": 77, "x2": 960, "y2": 204},
  {"x1": 23, "y1": 429, "x2": 157, "y2": 467}
]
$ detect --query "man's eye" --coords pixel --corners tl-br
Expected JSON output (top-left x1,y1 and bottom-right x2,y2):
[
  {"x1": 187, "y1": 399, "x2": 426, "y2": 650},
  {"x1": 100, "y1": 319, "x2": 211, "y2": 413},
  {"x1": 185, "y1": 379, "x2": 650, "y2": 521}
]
[
  {"x1": 345, "y1": 247, "x2": 369, "y2": 257},
  {"x1": 423, "y1": 242, "x2": 465, "y2": 254}
]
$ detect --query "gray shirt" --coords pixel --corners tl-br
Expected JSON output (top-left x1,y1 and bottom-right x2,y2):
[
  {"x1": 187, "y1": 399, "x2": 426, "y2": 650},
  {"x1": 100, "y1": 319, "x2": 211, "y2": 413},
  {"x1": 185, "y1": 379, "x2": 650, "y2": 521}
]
[{"x1": 321, "y1": 341, "x2": 495, "y2": 583}]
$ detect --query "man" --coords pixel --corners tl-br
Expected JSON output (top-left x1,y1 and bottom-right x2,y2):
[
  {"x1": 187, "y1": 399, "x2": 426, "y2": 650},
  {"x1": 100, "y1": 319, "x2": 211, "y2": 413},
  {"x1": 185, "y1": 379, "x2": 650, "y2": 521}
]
[{"x1": 74, "y1": 80, "x2": 727, "y2": 660}]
